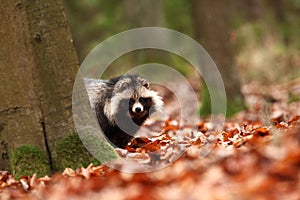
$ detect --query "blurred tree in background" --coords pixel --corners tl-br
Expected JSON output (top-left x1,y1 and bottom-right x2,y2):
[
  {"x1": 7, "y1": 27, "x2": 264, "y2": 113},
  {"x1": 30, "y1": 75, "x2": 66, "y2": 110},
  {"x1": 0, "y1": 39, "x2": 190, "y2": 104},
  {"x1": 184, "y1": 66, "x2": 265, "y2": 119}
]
[
  {"x1": 192, "y1": 0, "x2": 245, "y2": 116},
  {"x1": 124, "y1": 0, "x2": 165, "y2": 27},
  {"x1": 63, "y1": 0, "x2": 300, "y2": 114}
]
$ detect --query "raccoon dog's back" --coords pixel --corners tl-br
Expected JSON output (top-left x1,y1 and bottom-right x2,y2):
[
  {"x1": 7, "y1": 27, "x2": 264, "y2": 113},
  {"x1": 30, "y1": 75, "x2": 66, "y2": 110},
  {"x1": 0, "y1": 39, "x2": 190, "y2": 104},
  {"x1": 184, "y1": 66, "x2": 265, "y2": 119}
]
[{"x1": 84, "y1": 74, "x2": 163, "y2": 148}]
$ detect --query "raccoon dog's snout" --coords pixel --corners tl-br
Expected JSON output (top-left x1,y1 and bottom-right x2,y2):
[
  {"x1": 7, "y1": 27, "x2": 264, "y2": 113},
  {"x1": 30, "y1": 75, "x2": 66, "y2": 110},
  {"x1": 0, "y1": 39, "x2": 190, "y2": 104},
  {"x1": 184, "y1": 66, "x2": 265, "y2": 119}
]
[
  {"x1": 132, "y1": 102, "x2": 143, "y2": 113},
  {"x1": 130, "y1": 97, "x2": 151, "y2": 114},
  {"x1": 130, "y1": 98, "x2": 143, "y2": 113}
]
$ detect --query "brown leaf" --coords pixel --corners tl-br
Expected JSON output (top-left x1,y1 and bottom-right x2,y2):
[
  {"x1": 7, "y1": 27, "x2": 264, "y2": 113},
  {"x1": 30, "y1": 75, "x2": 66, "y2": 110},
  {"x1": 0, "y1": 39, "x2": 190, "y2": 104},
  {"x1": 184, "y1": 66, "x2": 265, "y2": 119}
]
[
  {"x1": 287, "y1": 115, "x2": 300, "y2": 125},
  {"x1": 197, "y1": 122, "x2": 208, "y2": 133},
  {"x1": 164, "y1": 119, "x2": 180, "y2": 131},
  {"x1": 254, "y1": 127, "x2": 269, "y2": 136},
  {"x1": 129, "y1": 137, "x2": 152, "y2": 149}
]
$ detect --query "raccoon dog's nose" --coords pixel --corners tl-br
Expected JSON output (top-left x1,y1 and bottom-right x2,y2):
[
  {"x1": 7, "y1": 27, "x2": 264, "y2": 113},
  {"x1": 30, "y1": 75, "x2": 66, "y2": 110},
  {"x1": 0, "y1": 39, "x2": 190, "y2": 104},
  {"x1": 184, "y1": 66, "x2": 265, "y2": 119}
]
[
  {"x1": 135, "y1": 107, "x2": 142, "y2": 113},
  {"x1": 132, "y1": 102, "x2": 143, "y2": 113}
]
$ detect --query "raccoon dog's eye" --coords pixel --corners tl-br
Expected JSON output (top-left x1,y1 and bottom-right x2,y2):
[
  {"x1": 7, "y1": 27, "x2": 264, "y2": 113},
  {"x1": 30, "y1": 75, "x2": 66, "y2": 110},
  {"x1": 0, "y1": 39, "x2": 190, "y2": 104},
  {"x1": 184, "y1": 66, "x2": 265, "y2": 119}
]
[
  {"x1": 139, "y1": 97, "x2": 150, "y2": 104},
  {"x1": 129, "y1": 98, "x2": 135, "y2": 105}
]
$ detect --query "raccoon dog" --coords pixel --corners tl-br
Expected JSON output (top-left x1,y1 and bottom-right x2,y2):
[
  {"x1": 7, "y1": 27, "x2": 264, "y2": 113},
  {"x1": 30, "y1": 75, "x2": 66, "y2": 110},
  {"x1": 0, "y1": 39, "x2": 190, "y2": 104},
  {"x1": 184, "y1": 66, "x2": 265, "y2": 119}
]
[{"x1": 84, "y1": 74, "x2": 163, "y2": 148}]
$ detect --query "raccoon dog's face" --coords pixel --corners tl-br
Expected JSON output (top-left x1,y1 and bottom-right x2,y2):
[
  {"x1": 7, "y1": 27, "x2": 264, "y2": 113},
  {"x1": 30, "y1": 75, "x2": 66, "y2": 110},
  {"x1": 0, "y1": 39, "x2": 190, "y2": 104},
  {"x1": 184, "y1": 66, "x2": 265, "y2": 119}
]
[
  {"x1": 128, "y1": 89, "x2": 152, "y2": 119},
  {"x1": 109, "y1": 75, "x2": 163, "y2": 125}
]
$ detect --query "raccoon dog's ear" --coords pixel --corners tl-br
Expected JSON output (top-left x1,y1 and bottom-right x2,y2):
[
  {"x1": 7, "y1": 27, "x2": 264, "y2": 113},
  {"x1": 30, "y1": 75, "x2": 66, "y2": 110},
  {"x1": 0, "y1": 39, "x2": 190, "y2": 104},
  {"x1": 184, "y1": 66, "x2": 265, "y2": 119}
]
[
  {"x1": 143, "y1": 82, "x2": 150, "y2": 89},
  {"x1": 137, "y1": 76, "x2": 150, "y2": 89},
  {"x1": 141, "y1": 79, "x2": 150, "y2": 89}
]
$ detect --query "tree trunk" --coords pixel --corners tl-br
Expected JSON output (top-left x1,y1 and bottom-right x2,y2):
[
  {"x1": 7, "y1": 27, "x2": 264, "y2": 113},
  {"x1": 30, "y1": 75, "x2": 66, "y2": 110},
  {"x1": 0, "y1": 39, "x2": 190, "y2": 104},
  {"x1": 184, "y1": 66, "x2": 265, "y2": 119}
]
[
  {"x1": 192, "y1": 0, "x2": 245, "y2": 116},
  {"x1": 123, "y1": 0, "x2": 169, "y2": 65},
  {"x1": 123, "y1": 0, "x2": 165, "y2": 27},
  {"x1": 0, "y1": 0, "x2": 78, "y2": 171}
]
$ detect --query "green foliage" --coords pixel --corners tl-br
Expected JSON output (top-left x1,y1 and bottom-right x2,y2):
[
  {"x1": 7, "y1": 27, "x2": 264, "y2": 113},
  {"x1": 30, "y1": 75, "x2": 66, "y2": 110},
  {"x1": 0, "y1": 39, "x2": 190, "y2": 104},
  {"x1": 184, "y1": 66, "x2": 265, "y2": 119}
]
[
  {"x1": 63, "y1": 0, "x2": 127, "y2": 61},
  {"x1": 11, "y1": 145, "x2": 50, "y2": 179},
  {"x1": 226, "y1": 98, "x2": 246, "y2": 117},
  {"x1": 163, "y1": 0, "x2": 194, "y2": 36},
  {"x1": 288, "y1": 92, "x2": 300, "y2": 103},
  {"x1": 200, "y1": 83, "x2": 246, "y2": 117},
  {"x1": 199, "y1": 84, "x2": 212, "y2": 117},
  {"x1": 54, "y1": 133, "x2": 100, "y2": 171},
  {"x1": 169, "y1": 54, "x2": 195, "y2": 76}
]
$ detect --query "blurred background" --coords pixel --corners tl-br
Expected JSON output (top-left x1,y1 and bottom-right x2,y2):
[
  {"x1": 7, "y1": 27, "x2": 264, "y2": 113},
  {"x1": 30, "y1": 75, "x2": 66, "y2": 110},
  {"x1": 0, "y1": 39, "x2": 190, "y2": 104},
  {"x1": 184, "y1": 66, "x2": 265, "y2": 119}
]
[
  {"x1": 63, "y1": 0, "x2": 300, "y2": 84},
  {"x1": 1, "y1": 0, "x2": 300, "y2": 178}
]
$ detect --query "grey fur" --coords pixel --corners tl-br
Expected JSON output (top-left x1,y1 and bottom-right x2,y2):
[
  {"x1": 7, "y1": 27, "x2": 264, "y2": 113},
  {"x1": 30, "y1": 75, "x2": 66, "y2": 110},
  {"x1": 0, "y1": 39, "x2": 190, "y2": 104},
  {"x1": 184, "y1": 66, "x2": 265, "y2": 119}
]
[{"x1": 84, "y1": 74, "x2": 163, "y2": 148}]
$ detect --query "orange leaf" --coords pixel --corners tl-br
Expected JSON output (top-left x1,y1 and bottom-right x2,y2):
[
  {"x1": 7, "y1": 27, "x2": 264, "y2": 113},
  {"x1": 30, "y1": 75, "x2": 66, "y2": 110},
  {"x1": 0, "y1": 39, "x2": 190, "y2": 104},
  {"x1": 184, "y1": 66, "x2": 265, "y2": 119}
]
[
  {"x1": 288, "y1": 115, "x2": 300, "y2": 125},
  {"x1": 255, "y1": 127, "x2": 269, "y2": 136}
]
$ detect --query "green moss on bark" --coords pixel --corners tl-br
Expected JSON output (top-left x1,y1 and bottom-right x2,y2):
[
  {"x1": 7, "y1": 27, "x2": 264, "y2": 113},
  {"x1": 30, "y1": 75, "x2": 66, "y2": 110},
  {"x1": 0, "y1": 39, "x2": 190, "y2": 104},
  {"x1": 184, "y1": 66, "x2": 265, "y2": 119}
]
[
  {"x1": 81, "y1": 134, "x2": 119, "y2": 164},
  {"x1": 11, "y1": 145, "x2": 50, "y2": 179},
  {"x1": 54, "y1": 133, "x2": 100, "y2": 171},
  {"x1": 54, "y1": 133, "x2": 119, "y2": 171}
]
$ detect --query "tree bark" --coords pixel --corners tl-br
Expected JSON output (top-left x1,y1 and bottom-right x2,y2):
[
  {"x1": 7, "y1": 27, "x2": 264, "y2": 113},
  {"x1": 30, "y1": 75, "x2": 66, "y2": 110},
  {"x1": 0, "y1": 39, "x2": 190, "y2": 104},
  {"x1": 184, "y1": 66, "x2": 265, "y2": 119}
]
[
  {"x1": 0, "y1": 0, "x2": 78, "y2": 171},
  {"x1": 192, "y1": 0, "x2": 245, "y2": 116}
]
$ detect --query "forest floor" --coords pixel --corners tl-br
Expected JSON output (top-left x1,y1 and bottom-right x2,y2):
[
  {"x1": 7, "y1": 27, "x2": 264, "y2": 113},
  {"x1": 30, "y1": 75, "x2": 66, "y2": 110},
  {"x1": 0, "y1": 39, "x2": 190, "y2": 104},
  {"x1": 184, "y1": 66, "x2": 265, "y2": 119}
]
[{"x1": 1, "y1": 80, "x2": 300, "y2": 200}]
